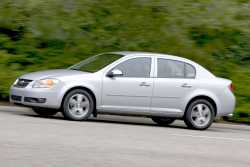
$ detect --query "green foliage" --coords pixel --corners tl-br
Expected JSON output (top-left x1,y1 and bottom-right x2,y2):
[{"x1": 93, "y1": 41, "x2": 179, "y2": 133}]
[{"x1": 0, "y1": 0, "x2": 249, "y2": 121}]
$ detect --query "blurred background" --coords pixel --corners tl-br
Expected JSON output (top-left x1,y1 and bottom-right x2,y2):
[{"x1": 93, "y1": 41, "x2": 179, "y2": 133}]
[{"x1": 0, "y1": 0, "x2": 249, "y2": 123}]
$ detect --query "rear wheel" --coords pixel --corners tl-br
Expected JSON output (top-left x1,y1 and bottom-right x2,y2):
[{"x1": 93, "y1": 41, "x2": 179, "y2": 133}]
[
  {"x1": 33, "y1": 108, "x2": 58, "y2": 116},
  {"x1": 62, "y1": 89, "x2": 94, "y2": 121},
  {"x1": 184, "y1": 99, "x2": 215, "y2": 130},
  {"x1": 152, "y1": 117, "x2": 176, "y2": 126}
]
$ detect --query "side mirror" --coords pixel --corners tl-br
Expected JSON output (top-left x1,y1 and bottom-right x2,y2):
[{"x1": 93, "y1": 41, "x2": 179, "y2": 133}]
[{"x1": 107, "y1": 69, "x2": 123, "y2": 78}]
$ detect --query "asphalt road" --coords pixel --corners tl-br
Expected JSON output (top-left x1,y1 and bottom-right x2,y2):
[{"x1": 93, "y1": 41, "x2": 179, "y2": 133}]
[{"x1": 0, "y1": 106, "x2": 250, "y2": 167}]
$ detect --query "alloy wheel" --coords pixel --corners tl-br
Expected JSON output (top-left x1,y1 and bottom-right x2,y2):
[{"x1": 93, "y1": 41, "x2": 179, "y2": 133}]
[
  {"x1": 68, "y1": 93, "x2": 90, "y2": 119},
  {"x1": 191, "y1": 103, "x2": 212, "y2": 127}
]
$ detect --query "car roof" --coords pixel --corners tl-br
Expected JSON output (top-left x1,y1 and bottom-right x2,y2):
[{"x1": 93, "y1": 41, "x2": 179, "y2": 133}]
[
  {"x1": 110, "y1": 51, "x2": 154, "y2": 56},
  {"x1": 108, "y1": 51, "x2": 194, "y2": 64}
]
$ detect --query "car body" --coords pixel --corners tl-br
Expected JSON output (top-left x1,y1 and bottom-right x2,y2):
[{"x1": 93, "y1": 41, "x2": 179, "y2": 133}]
[{"x1": 10, "y1": 51, "x2": 236, "y2": 130}]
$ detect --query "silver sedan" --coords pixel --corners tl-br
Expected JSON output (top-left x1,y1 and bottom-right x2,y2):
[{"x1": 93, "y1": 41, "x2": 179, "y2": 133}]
[{"x1": 10, "y1": 52, "x2": 236, "y2": 130}]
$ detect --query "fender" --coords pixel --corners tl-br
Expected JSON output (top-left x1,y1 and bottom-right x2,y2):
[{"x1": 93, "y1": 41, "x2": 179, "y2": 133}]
[
  {"x1": 57, "y1": 81, "x2": 100, "y2": 108},
  {"x1": 182, "y1": 89, "x2": 221, "y2": 114}
]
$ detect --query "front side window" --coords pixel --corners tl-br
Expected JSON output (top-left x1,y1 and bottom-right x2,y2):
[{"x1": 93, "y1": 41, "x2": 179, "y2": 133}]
[
  {"x1": 157, "y1": 58, "x2": 196, "y2": 78},
  {"x1": 111, "y1": 57, "x2": 151, "y2": 78}
]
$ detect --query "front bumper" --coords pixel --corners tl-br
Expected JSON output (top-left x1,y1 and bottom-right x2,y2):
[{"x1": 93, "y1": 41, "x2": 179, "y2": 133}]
[{"x1": 10, "y1": 86, "x2": 62, "y2": 109}]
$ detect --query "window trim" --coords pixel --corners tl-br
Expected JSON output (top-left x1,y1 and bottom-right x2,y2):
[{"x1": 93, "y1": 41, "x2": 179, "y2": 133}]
[
  {"x1": 156, "y1": 58, "x2": 196, "y2": 79},
  {"x1": 106, "y1": 57, "x2": 153, "y2": 78},
  {"x1": 184, "y1": 63, "x2": 196, "y2": 79}
]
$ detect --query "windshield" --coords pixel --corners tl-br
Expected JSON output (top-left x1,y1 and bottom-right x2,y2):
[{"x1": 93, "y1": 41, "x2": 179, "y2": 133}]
[{"x1": 69, "y1": 53, "x2": 123, "y2": 72}]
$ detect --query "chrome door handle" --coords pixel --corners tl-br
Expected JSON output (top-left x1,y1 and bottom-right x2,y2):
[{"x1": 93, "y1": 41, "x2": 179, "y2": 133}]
[
  {"x1": 181, "y1": 83, "x2": 192, "y2": 88},
  {"x1": 139, "y1": 82, "x2": 151, "y2": 87}
]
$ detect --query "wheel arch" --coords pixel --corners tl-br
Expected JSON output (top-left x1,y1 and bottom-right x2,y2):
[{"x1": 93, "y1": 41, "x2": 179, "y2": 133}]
[
  {"x1": 60, "y1": 86, "x2": 97, "y2": 117},
  {"x1": 184, "y1": 95, "x2": 217, "y2": 117}
]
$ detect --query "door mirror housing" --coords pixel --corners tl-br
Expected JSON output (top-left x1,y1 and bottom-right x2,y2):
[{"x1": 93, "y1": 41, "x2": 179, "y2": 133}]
[{"x1": 107, "y1": 69, "x2": 123, "y2": 78}]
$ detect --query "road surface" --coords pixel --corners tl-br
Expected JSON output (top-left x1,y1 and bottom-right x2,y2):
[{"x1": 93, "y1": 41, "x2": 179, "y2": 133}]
[{"x1": 0, "y1": 106, "x2": 249, "y2": 167}]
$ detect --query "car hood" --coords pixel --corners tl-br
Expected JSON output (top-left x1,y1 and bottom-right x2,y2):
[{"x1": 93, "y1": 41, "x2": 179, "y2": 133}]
[{"x1": 20, "y1": 69, "x2": 89, "y2": 80}]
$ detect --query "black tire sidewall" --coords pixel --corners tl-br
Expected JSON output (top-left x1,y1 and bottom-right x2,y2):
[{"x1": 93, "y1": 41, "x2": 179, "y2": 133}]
[
  {"x1": 33, "y1": 108, "x2": 58, "y2": 116},
  {"x1": 185, "y1": 99, "x2": 215, "y2": 130},
  {"x1": 62, "y1": 89, "x2": 94, "y2": 121},
  {"x1": 152, "y1": 117, "x2": 176, "y2": 126}
]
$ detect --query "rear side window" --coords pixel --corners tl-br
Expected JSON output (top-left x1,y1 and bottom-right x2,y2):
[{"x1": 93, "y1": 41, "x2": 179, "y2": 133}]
[
  {"x1": 185, "y1": 63, "x2": 196, "y2": 78},
  {"x1": 158, "y1": 59, "x2": 184, "y2": 78},
  {"x1": 157, "y1": 59, "x2": 196, "y2": 78}
]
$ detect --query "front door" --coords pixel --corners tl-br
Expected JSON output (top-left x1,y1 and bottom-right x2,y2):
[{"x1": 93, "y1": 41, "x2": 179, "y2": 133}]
[{"x1": 100, "y1": 57, "x2": 153, "y2": 115}]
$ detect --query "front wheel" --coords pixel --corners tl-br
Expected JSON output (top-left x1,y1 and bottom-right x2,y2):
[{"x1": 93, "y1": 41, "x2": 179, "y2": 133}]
[
  {"x1": 62, "y1": 89, "x2": 94, "y2": 121},
  {"x1": 152, "y1": 117, "x2": 176, "y2": 126},
  {"x1": 33, "y1": 108, "x2": 58, "y2": 116},
  {"x1": 184, "y1": 99, "x2": 215, "y2": 130}
]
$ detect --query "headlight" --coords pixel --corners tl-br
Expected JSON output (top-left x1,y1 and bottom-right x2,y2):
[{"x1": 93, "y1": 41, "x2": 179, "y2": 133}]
[
  {"x1": 32, "y1": 78, "x2": 60, "y2": 88},
  {"x1": 13, "y1": 78, "x2": 19, "y2": 85}
]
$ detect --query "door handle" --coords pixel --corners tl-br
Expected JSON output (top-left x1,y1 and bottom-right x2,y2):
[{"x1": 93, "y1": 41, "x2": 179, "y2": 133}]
[
  {"x1": 139, "y1": 82, "x2": 151, "y2": 87},
  {"x1": 181, "y1": 83, "x2": 192, "y2": 88}
]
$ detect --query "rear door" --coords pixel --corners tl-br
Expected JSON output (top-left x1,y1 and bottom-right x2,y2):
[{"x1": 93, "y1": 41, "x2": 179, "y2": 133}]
[{"x1": 151, "y1": 58, "x2": 196, "y2": 115}]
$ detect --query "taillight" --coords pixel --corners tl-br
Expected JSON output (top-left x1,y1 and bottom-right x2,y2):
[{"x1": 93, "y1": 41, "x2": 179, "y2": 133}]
[{"x1": 229, "y1": 83, "x2": 235, "y2": 92}]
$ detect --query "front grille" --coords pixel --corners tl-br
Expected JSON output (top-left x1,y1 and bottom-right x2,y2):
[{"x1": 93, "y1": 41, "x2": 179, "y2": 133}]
[
  {"x1": 14, "y1": 79, "x2": 33, "y2": 88},
  {"x1": 11, "y1": 95, "x2": 22, "y2": 102}
]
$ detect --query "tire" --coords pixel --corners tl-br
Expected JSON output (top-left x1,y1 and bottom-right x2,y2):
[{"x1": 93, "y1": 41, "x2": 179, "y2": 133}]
[
  {"x1": 33, "y1": 108, "x2": 58, "y2": 116},
  {"x1": 62, "y1": 89, "x2": 94, "y2": 121},
  {"x1": 152, "y1": 117, "x2": 176, "y2": 126},
  {"x1": 184, "y1": 99, "x2": 215, "y2": 130}
]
